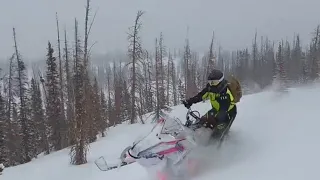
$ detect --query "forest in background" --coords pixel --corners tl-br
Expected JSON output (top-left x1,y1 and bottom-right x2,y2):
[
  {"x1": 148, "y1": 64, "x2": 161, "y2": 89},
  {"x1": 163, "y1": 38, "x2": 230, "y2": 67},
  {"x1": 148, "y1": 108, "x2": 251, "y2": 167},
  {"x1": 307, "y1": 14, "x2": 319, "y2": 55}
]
[{"x1": 0, "y1": 0, "x2": 320, "y2": 167}]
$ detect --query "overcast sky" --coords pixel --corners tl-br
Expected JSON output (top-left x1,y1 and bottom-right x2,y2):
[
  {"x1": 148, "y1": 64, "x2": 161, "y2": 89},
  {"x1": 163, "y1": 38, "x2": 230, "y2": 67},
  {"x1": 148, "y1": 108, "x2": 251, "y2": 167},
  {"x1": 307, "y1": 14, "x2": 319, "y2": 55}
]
[{"x1": 0, "y1": 0, "x2": 319, "y2": 61}]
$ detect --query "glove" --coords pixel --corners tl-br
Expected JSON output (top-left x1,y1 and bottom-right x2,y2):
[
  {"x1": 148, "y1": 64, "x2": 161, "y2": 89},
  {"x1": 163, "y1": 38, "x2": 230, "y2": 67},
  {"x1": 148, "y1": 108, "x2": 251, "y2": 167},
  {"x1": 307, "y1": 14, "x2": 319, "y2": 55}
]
[{"x1": 182, "y1": 100, "x2": 193, "y2": 109}]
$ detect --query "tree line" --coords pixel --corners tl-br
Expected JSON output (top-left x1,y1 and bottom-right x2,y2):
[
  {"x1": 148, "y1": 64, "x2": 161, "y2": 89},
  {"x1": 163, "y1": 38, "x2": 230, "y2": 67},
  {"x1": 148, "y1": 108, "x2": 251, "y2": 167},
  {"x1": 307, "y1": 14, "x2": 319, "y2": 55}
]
[{"x1": 1, "y1": 0, "x2": 320, "y2": 167}]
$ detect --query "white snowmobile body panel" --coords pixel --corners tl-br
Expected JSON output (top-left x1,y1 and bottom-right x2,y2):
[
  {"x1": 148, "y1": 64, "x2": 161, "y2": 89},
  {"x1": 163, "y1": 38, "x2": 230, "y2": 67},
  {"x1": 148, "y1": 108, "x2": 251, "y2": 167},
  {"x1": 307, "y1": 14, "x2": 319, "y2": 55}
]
[
  {"x1": 126, "y1": 115, "x2": 213, "y2": 180},
  {"x1": 94, "y1": 111, "x2": 216, "y2": 178}
]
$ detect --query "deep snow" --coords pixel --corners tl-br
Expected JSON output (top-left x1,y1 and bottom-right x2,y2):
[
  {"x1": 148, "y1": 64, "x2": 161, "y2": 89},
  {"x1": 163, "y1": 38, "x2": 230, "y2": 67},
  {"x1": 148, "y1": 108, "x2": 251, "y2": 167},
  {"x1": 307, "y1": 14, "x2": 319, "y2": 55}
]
[{"x1": 2, "y1": 84, "x2": 320, "y2": 180}]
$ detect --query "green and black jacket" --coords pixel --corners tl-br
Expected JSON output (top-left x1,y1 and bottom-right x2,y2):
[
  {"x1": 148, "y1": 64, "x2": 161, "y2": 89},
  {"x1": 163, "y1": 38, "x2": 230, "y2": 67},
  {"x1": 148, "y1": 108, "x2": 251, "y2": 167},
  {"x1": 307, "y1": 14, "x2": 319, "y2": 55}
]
[{"x1": 187, "y1": 79, "x2": 235, "y2": 112}]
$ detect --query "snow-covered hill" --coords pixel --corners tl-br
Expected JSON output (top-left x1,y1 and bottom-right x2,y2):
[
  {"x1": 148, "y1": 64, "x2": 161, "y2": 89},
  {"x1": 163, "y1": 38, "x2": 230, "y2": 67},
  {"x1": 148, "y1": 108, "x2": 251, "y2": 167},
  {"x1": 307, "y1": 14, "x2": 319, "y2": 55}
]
[{"x1": 2, "y1": 84, "x2": 320, "y2": 180}]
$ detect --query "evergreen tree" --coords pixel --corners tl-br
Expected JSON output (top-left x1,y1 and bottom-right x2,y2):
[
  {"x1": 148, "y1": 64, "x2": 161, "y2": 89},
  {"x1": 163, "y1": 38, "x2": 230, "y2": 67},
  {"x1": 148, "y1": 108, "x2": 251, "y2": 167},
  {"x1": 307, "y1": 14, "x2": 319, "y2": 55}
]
[
  {"x1": 274, "y1": 42, "x2": 288, "y2": 92},
  {"x1": 91, "y1": 77, "x2": 102, "y2": 137},
  {"x1": 178, "y1": 78, "x2": 185, "y2": 102},
  {"x1": 121, "y1": 80, "x2": 131, "y2": 122},
  {"x1": 100, "y1": 89, "x2": 108, "y2": 135},
  {"x1": 25, "y1": 85, "x2": 38, "y2": 158},
  {"x1": 45, "y1": 41, "x2": 64, "y2": 151},
  {"x1": 30, "y1": 78, "x2": 49, "y2": 154},
  {"x1": 2, "y1": 55, "x2": 17, "y2": 166},
  {"x1": 0, "y1": 91, "x2": 8, "y2": 166},
  {"x1": 10, "y1": 106, "x2": 22, "y2": 165},
  {"x1": 87, "y1": 82, "x2": 97, "y2": 143}
]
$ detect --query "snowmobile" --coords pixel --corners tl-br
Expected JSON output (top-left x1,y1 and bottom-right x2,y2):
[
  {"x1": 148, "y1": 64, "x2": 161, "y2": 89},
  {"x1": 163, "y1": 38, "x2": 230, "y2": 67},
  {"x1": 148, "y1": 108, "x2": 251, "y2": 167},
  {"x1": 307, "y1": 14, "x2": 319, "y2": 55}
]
[{"x1": 94, "y1": 107, "x2": 233, "y2": 179}]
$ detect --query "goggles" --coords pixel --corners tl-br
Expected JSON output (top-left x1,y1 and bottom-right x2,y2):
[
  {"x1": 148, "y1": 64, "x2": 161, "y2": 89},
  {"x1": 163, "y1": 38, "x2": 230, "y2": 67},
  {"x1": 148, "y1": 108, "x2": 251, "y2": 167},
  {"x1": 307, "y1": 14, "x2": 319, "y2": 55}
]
[
  {"x1": 208, "y1": 80, "x2": 221, "y2": 86},
  {"x1": 208, "y1": 75, "x2": 224, "y2": 86}
]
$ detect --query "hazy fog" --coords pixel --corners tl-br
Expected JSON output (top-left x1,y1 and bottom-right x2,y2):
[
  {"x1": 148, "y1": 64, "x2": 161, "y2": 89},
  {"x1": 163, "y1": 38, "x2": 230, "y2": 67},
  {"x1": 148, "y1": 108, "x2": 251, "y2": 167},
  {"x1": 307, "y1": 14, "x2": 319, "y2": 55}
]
[{"x1": 0, "y1": 0, "x2": 319, "y2": 60}]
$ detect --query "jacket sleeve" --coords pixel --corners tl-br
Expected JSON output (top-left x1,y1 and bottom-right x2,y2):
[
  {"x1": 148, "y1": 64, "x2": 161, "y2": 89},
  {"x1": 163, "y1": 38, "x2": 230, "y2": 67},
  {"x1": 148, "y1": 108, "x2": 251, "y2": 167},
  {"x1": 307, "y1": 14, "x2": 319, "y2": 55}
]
[{"x1": 187, "y1": 85, "x2": 209, "y2": 104}]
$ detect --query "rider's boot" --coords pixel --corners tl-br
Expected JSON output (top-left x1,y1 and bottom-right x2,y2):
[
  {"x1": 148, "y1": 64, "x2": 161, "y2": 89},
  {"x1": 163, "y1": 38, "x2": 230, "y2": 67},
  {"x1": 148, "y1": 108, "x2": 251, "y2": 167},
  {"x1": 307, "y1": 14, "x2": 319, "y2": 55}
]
[
  {"x1": 211, "y1": 111, "x2": 230, "y2": 139},
  {"x1": 212, "y1": 122, "x2": 228, "y2": 139},
  {"x1": 212, "y1": 115, "x2": 236, "y2": 139}
]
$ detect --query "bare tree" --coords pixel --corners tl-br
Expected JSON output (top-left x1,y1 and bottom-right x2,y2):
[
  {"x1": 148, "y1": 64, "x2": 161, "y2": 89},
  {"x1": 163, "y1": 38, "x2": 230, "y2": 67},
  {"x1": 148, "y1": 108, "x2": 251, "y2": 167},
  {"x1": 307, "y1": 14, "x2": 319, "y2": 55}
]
[
  {"x1": 183, "y1": 33, "x2": 193, "y2": 99},
  {"x1": 127, "y1": 10, "x2": 144, "y2": 124},
  {"x1": 169, "y1": 53, "x2": 178, "y2": 106},
  {"x1": 13, "y1": 28, "x2": 33, "y2": 163},
  {"x1": 70, "y1": 18, "x2": 88, "y2": 165},
  {"x1": 113, "y1": 62, "x2": 121, "y2": 123},
  {"x1": 205, "y1": 31, "x2": 216, "y2": 83},
  {"x1": 145, "y1": 52, "x2": 154, "y2": 111},
  {"x1": 55, "y1": 13, "x2": 67, "y2": 148},
  {"x1": 64, "y1": 28, "x2": 75, "y2": 146},
  {"x1": 105, "y1": 65, "x2": 114, "y2": 125},
  {"x1": 3, "y1": 54, "x2": 21, "y2": 166},
  {"x1": 154, "y1": 38, "x2": 160, "y2": 119},
  {"x1": 158, "y1": 33, "x2": 166, "y2": 106}
]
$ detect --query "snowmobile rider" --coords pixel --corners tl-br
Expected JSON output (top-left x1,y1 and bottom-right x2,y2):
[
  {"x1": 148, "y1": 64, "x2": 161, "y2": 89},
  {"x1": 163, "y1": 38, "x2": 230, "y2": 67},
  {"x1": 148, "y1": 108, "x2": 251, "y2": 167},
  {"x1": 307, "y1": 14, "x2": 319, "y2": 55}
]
[{"x1": 182, "y1": 69, "x2": 237, "y2": 135}]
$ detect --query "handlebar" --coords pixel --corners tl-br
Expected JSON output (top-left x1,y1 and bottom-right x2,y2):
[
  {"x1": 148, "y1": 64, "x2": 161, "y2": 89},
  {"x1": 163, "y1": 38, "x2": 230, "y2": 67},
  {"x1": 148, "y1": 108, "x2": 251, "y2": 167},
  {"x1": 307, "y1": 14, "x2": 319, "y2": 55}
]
[
  {"x1": 185, "y1": 108, "x2": 201, "y2": 127},
  {"x1": 127, "y1": 147, "x2": 140, "y2": 159}
]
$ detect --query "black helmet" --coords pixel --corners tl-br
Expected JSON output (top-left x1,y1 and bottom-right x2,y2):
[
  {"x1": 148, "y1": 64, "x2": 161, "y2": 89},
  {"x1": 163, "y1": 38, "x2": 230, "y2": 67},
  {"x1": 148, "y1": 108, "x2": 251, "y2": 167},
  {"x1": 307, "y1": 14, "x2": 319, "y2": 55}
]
[{"x1": 207, "y1": 69, "x2": 224, "y2": 86}]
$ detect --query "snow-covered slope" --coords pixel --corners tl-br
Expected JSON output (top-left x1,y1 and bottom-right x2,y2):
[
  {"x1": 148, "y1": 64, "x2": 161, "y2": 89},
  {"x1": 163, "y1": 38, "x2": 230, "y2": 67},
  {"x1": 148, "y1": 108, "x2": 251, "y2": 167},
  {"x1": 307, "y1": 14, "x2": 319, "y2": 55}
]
[{"x1": 2, "y1": 84, "x2": 320, "y2": 180}]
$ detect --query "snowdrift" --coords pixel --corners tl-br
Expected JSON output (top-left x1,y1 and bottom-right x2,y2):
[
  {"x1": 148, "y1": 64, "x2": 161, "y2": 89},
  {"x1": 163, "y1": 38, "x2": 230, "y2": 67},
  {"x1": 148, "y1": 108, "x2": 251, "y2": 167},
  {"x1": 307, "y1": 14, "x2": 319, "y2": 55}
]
[{"x1": 2, "y1": 84, "x2": 320, "y2": 180}]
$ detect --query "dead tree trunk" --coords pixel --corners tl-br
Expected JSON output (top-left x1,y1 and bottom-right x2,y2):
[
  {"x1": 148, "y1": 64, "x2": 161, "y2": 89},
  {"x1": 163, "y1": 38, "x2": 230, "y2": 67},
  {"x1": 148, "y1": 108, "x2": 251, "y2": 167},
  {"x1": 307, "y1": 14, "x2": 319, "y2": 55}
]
[{"x1": 127, "y1": 10, "x2": 144, "y2": 124}]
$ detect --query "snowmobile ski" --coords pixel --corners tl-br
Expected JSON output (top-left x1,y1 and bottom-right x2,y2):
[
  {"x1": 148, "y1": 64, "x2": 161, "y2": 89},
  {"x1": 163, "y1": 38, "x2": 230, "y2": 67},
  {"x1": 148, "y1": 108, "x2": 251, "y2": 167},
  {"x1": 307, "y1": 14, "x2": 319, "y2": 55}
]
[
  {"x1": 94, "y1": 146, "x2": 137, "y2": 171},
  {"x1": 95, "y1": 158, "x2": 135, "y2": 171},
  {"x1": 94, "y1": 155, "x2": 136, "y2": 171}
]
